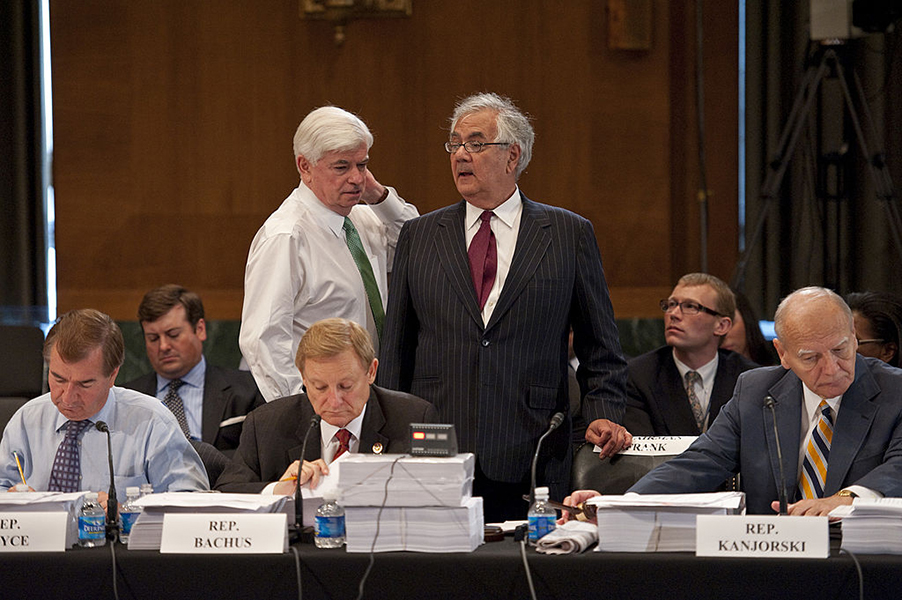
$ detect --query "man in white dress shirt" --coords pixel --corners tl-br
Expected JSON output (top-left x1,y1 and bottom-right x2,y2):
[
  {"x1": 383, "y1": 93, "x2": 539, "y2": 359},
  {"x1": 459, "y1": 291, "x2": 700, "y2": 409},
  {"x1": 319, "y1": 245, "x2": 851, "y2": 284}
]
[{"x1": 239, "y1": 106, "x2": 418, "y2": 402}]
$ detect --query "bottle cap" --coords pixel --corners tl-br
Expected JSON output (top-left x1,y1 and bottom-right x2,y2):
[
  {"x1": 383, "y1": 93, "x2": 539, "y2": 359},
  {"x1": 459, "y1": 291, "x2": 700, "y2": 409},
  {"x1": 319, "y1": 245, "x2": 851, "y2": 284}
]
[
  {"x1": 322, "y1": 490, "x2": 340, "y2": 502},
  {"x1": 534, "y1": 486, "x2": 549, "y2": 499},
  {"x1": 85, "y1": 492, "x2": 98, "y2": 501},
  {"x1": 126, "y1": 486, "x2": 140, "y2": 495}
]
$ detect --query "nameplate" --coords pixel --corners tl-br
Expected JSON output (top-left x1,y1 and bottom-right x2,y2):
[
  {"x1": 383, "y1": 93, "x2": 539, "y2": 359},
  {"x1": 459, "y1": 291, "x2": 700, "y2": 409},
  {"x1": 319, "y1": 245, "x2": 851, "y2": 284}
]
[
  {"x1": 608, "y1": 436, "x2": 697, "y2": 456},
  {"x1": 0, "y1": 512, "x2": 69, "y2": 552},
  {"x1": 160, "y1": 513, "x2": 287, "y2": 554},
  {"x1": 696, "y1": 515, "x2": 829, "y2": 559}
]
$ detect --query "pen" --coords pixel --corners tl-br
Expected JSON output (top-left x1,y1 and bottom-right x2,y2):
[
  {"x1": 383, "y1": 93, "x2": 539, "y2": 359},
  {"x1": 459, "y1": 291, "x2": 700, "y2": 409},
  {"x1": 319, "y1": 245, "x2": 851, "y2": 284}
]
[{"x1": 13, "y1": 451, "x2": 27, "y2": 486}]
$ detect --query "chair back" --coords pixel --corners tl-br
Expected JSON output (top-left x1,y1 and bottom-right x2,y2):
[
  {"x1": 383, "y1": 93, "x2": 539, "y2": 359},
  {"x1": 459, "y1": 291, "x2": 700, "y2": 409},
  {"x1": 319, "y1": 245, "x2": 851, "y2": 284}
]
[
  {"x1": 0, "y1": 325, "x2": 45, "y2": 398},
  {"x1": 570, "y1": 442, "x2": 684, "y2": 494}
]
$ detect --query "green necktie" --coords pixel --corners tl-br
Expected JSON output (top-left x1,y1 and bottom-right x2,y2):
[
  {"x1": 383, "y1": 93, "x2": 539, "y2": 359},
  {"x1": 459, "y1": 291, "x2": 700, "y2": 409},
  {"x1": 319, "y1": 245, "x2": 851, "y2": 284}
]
[{"x1": 343, "y1": 217, "x2": 384, "y2": 339}]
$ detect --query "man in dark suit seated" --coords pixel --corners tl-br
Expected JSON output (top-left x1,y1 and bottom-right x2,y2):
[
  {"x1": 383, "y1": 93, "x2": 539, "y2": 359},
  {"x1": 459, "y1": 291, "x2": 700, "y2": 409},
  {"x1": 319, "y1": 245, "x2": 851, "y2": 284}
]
[
  {"x1": 566, "y1": 287, "x2": 902, "y2": 517},
  {"x1": 216, "y1": 318, "x2": 439, "y2": 495},
  {"x1": 625, "y1": 273, "x2": 758, "y2": 435},
  {"x1": 124, "y1": 284, "x2": 264, "y2": 454}
]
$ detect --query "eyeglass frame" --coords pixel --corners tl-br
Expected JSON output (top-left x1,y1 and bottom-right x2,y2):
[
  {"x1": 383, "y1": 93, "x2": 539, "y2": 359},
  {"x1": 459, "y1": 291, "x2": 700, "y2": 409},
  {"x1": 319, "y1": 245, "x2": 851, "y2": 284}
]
[
  {"x1": 444, "y1": 141, "x2": 511, "y2": 154},
  {"x1": 659, "y1": 298, "x2": 724, "y2": 318},
  {"x1": 856, "y1": 338, "x2": 885, "y2": 345}
]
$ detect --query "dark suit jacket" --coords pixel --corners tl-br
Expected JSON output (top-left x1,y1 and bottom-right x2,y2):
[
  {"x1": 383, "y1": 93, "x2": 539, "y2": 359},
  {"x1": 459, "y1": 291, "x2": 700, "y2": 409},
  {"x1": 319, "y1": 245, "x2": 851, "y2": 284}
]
[
  {"x1": 377, "y1": 195, "x2": 627, "y2": 496},
  {"x1": 629, "y1": 355, "x2": 902, "y2": 514},
  {"x1": 214, "y1": 385, "x2": 439, "y2": 493},
  {"x1": 624, "y1": 346, "x2": 759, "y2": 435},
  {"x1": 124, "y1": 364, "x2": 265, "y2": 453}
]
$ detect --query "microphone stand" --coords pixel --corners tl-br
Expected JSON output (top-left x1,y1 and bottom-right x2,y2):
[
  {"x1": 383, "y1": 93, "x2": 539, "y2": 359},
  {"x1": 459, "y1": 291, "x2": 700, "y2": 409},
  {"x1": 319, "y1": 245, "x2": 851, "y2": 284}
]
[
  {"x1": 95, "y1": 421, "x2": 119, "y2": 541},
  {"x1": 528, "y1": 412, "x2": 565, "y2": 505},
  {"x1": 291, "y1": 414, "x2": 322, "y2": 543},
  {"x1": 764, "y1": 396, "x2": 788, "y2": 515}
]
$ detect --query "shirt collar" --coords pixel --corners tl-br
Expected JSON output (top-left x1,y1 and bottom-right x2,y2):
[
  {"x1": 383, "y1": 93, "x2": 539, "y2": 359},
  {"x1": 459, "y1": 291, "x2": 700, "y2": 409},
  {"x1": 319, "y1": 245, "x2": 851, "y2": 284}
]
[
  {"x1": 465, "y1": 187, "x2": 521, "y2": 231},
  {"x1": 156, "y1": 355, "x2": 206, "y2": 395},
  {"x1": 297, "y1": 181, "x2": 347, "y2": 238},
  {"x1": 320, "y1": 402, "x2": 368, "y2": 446},
  {"x1": 672, "y1": 350, "x2": 719, "y2": 387},
  {"x1": 802, "y1": 383, "x2": 842, "y2": 419}
]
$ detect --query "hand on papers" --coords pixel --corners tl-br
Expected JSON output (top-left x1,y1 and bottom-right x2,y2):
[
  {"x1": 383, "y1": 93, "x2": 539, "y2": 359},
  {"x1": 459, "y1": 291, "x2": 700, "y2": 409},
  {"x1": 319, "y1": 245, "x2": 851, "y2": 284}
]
[
  {"x1": 771, "y1": 494, "x2": 853, "y2": 519},
  {"x1": 273, "y1": 459, "x2": 330, "y2": 496},
  {"x1": 560, "y1": 490, "x2": 601, "y2": 524},
  {"x1": 585, "y1": 419, "x2": 632, "y2": 459},
  {"x1": 360, "y1": 169, "x2": 387, "y2": 204},
  {"x1": 6, "y1": 484, "x2": 36, "y2": 492}
]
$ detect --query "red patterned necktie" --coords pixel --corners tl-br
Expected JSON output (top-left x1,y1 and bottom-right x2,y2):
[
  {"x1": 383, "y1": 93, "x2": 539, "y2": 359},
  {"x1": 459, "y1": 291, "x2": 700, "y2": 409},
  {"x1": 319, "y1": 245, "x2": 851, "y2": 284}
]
[
  {"x1": 333, "y1": 428, "x2": 352, "y2": 460},
  {"x1": 468, "y1": 210, "x2": 497, "y2": 309}
]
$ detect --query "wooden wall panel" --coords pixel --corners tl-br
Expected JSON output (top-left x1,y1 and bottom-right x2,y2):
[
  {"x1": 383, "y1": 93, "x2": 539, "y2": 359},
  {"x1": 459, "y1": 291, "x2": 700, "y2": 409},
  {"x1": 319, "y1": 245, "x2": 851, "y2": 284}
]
[{"x1": 50, "y1": 0, "x2": 738, "y2": 320}]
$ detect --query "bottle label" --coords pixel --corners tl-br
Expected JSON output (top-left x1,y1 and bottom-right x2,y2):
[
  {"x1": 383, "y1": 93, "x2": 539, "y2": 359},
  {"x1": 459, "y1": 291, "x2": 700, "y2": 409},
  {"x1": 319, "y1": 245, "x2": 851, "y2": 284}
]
[
  {"x1": 315, "y1": 515, "x2": 346, "y2": 538},
  {"x1": 78, "y1": 515, "x2": 106, "y2": 540},
  {"x1": 528, "y1": 515, "x2": 556, "y2": 542},
  {"x1": 120, "y1": 511, "x2": 140, "y2": 534}
]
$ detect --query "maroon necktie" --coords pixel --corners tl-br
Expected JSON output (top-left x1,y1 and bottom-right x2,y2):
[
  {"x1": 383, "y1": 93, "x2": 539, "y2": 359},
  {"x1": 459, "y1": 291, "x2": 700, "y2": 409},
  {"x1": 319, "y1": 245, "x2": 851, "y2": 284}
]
[
  {"x1": 333, "y1": 429, "x2": 352, "y2": 460},
  {"x1": 468, "y1": 211, "x2": 497, "y2": 309}
]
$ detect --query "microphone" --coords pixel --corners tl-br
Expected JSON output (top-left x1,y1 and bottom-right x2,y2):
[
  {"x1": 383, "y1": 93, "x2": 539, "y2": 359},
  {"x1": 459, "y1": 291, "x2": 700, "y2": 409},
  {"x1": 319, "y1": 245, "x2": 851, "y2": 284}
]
[
  {"x1": 294, "y1": 414, "x2": 322, "y2": 538},
  {"x1": 764, "y1": 396, "x2": 788, "y2": 515},
  {"x1": 528, "y1": 412, "x2": 566, "y2": 505},
  {"x1": 95, "y1": 421, "x2": 119, "y2": 540}
]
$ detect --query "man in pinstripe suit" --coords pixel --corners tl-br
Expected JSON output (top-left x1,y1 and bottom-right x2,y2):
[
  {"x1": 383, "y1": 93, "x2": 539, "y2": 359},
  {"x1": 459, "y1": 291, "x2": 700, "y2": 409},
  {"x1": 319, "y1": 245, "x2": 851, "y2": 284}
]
[{"x1": 378, "y1": 93, "x2": 630, "y2": 521}]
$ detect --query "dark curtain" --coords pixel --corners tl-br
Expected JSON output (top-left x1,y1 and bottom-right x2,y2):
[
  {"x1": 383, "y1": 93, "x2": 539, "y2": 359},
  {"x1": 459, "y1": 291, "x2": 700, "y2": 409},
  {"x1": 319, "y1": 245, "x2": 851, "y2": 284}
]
[
  {"x1": 0, "y1": 0, "x2": 47, "y2": 325},
  {"x1": 741, "y1": 0, "x2": 902, "y2": 317}
]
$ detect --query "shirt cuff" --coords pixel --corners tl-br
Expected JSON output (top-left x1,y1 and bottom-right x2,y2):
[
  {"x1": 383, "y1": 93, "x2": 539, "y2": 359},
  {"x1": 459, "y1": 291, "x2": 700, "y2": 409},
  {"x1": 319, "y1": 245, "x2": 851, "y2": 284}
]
[
  {"x1": 843, "y1": 485, "x2": 881, "y2": 500},
  {"x1": 261, "y1": 481, "x2": 279, "y2": 495},
  {"x1": 367, "y1": 187, "x2": 406, "y2": 221}
]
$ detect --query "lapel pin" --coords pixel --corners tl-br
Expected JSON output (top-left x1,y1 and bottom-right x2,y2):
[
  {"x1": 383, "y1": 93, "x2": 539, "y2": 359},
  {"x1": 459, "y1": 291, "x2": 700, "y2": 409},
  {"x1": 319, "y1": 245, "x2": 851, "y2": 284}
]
[{"x1": 372, "y1": 442, "x2": 384, "y2": 455}]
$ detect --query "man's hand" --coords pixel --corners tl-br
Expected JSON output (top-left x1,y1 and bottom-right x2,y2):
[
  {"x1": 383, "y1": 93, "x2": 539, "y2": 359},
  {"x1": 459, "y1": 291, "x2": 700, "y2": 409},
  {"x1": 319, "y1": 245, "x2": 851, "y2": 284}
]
[
  {"x1": 770, "y1": 494, "x2": 853, "y2": 519},
  {"x1": 273, "y1": 459, "x2": 330, "y2": 496},
  {"x1": 559, "y1": 490, "x2": 601, "y2": 524},
  {"x1": 360, "y1": 169, "x2": 387, "y2": 205},
  {"x1": 97, "y1": 491, "x2": 109, "y2": 511},
  {"x1": 7, "y1": 484, "x2": 35, "y2": 492},
  {"x1": 585, "y1": 419, "x2": 632, "y2": 459}
]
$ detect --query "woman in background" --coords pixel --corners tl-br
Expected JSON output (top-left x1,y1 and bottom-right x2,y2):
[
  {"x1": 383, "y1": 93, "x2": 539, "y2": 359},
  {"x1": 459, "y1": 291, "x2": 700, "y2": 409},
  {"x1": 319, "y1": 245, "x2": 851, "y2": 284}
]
[
  {"x1": 723, "y1": 292, "x2": 775, "y2": 366},
  {"x1": 846, "y1": 291, "x2": 902, "y2": 368}
]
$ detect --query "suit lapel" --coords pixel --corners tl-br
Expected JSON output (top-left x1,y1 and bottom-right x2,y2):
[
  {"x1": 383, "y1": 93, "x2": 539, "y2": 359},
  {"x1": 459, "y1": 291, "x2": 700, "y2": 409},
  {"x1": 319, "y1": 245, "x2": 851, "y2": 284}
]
[
  {"x1": 767, "y1": 370, "x2": 804, "y2": 501},
  {"x1": 709, "y1": 353, "x2": 734, "y2": 423},
  {"x1": 435, "y1": 202, "x2": 484, "y2": 328},
  {"x1": 826, "y1": 357, "x2": 879, "y2": 493},
  {"x1": 485, "y1": 196, "x2": 550, "y2": 331},
  {"x1": 288, "y1": 397, "x2": 322, "y2": 462},
  {"x1": 202, "y1": 366, "x2": 230, "y2": 445},
  {"x1": 358, "y1": 388, "x2": 389, "y2": 454}
]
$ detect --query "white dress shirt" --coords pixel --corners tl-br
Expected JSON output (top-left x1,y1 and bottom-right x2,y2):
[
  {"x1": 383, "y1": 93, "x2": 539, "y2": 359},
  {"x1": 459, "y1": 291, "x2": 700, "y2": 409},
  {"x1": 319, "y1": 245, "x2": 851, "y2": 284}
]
[
  {"x1": 240, "y1": 182, "x2": 418, "y2": 402},
  {"x1": 464, "y1": 188, "x2": 522, "y2": 325},
  {"x1": 673, "y1": 351, "x2": 719, "y2": 431}
]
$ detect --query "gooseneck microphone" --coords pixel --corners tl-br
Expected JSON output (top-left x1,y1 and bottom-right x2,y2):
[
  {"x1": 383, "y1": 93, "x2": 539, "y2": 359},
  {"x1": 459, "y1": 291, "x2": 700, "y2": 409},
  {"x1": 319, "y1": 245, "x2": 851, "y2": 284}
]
[
  {"x1": 295, "y1": 414, "x2": 322, "y2": 535},
  {"x1": 528, "y1": 412, "x2": 565, "y2": 504},
  {"x1": 95, "y1": 421, "x2": 119, "y2": 539},
  {"x1": 764, "y1": 396, "x2": 788, "y2": 515}
]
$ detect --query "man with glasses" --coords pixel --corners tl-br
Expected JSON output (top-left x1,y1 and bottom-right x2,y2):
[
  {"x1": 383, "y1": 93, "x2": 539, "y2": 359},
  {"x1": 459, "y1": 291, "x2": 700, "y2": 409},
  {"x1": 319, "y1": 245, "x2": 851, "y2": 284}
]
[
  {"x1": 624, "y1": 273, "x2": 758, "y2": 436},
  {"x1": 378, "y1": 92, "x2": 629, "y2": 521}
]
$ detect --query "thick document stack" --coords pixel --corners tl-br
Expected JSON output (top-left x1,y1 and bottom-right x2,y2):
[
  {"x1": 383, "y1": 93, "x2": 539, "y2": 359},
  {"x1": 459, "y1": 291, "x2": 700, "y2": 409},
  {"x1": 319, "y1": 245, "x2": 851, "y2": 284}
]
[
  {"x1": 589, "y1": 492, "x2": 745, "y2": 552},
  {"x1": 834, "y1": 498, "x2": 902, "y2": 554},
  {"x1": 127, "y1": 492, "x2": 292, "y2": 550},
  {"x1": 338, "y1": 453, "x2": 483, "y2": 552},
  {"x1": 0, "y1": 491, "x2": 85, "y2": 547}
]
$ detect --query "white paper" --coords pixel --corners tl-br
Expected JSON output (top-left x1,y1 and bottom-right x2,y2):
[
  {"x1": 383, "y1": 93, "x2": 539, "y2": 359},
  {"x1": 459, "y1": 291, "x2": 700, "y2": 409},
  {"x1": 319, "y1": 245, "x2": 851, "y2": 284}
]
[{"x1": 606, "y1": 436, "x2": 698, "y2": 456}]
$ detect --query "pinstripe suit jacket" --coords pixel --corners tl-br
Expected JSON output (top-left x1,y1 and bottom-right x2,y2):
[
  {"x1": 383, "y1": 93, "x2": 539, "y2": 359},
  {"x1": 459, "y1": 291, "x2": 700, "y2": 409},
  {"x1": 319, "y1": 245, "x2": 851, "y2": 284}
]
[{"x1": 378, "y1": 195, "x2": 627, "y2": 488}]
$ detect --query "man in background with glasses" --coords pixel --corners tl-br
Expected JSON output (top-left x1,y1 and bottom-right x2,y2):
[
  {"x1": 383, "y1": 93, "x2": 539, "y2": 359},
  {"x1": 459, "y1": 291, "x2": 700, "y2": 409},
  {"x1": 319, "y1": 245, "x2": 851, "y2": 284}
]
[
  {"x1": 378, "y1": 92, "x2": 629, "y2": 522},
  {"x1": 624, "y1": 273, "x2": 758, "y2": 436}
]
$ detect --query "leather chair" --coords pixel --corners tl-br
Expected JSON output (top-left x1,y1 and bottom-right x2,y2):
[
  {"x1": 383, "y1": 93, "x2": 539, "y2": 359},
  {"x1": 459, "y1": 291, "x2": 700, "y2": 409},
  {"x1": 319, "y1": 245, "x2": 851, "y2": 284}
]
[
  {"x1": 570, "y1": 442, "x2": 684, "y2": 494},
  {"x1": 0, "y1": 325, "x2": 45, "y2": 399}
]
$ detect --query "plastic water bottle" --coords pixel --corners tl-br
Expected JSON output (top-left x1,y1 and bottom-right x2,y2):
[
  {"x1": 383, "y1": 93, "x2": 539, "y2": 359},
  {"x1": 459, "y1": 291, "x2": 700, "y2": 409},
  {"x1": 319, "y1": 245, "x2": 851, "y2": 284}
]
[
  {"x1": 527, "y1": 486, "x2": 556, "y2": 546},
  {"x1": 78, "y1": 492, "x2": 107, "y2": 547},
  {"x1": 314, "y1": 492, "x2": 346, "y2": 548},
  {"x1": 119, "y1": 486, "x2": 142, "y2": 544},
  {"x1": 140, "y1": 483, "x2": 154, "y2": 496}
]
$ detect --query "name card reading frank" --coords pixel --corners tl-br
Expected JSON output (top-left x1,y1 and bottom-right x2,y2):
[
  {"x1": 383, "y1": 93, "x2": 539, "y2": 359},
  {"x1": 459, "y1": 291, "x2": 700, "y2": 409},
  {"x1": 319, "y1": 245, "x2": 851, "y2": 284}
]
[
  {"x1": 160, "y1": 513, "x2": 287, "y2": 554},
  {"x1": 696, "y1": 515, "x2": 829, "y2": 559}
]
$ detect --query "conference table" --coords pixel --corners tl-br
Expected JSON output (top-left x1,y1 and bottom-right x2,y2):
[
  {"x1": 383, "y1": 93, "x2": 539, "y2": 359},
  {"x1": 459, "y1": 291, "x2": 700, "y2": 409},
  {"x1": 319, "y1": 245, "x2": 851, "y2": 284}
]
[{"x1": 4, "y1": 536, "x2": 898, "y2": 599}]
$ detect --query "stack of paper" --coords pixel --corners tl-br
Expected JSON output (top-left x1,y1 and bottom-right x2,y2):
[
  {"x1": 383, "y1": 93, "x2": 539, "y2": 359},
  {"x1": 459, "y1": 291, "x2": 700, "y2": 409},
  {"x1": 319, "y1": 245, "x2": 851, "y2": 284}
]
[
  {"x1": 337, "y1": 453, "x2": 482, "y2": 553},
  {"x1": 345, "y1": 497, "x2": 483, "y2": 553},
  {"x1": 0, "y1": 491, "x2": 86, "y2": 548},
  {"x1": 127, "y1": 492, "x2": 291, "y2": 550},
  {"x1": 589, "y1": 492, "x2": 745, "y2": 552},
  {"x1": 835, "y1": 498, "x2": 902, "y2": 554},
  {"x1": 339, "y1": 454, "x2": 474, "y2": 507}
]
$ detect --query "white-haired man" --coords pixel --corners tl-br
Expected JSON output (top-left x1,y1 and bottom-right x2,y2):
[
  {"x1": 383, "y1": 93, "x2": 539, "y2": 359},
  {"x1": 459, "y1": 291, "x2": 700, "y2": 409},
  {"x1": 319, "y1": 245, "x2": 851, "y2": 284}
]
[{"x1": 240, "y1": 106, "x2": 418, "y2": 402}]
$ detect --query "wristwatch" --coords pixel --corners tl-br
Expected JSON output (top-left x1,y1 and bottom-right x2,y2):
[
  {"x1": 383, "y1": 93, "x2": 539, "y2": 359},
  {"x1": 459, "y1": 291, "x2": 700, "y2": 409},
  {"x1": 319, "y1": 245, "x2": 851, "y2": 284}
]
[{"x1": 836, "y1": 489, "x2": 858, "y2": 498}]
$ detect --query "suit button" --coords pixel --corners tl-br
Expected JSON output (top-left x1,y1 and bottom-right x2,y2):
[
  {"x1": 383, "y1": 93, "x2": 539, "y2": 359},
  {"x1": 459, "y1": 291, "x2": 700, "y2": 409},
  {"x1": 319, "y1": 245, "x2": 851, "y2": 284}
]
[{"x1": 481, "y1": 339, "x2": 490, "y2": 347}]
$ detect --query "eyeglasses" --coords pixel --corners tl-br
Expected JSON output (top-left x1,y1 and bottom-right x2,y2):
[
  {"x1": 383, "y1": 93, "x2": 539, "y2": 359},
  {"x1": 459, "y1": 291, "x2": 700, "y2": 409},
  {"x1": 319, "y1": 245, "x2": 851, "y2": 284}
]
[
  {"x1": 857, "y1": 338, "x2": 885, "y2": 345},
  {"x1": 444, "y1": 141, "x2": 510, "y2": 154},
  {"x1": 659, "y1": 299, "x2": 723, "y2": 317}
]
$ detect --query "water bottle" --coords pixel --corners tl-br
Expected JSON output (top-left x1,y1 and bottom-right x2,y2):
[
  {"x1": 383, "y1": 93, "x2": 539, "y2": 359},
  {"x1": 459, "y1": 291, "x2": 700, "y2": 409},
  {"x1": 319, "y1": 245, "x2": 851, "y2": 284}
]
[
  {"x1": 78, "y1": 492, "x2": 107, "y2": 547},
  {"x1": 140, "y1": 483, "x2": 154, "y2": 496},
  {"x1": 119, "y1": 486, "x2": 142, "y2": 544},
  {"x1": 527, "y1": 486, "x2": 556, "y2": 545},
  {"x1": 314, "y1": 492, "x2": 345, "y2": 548}
]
